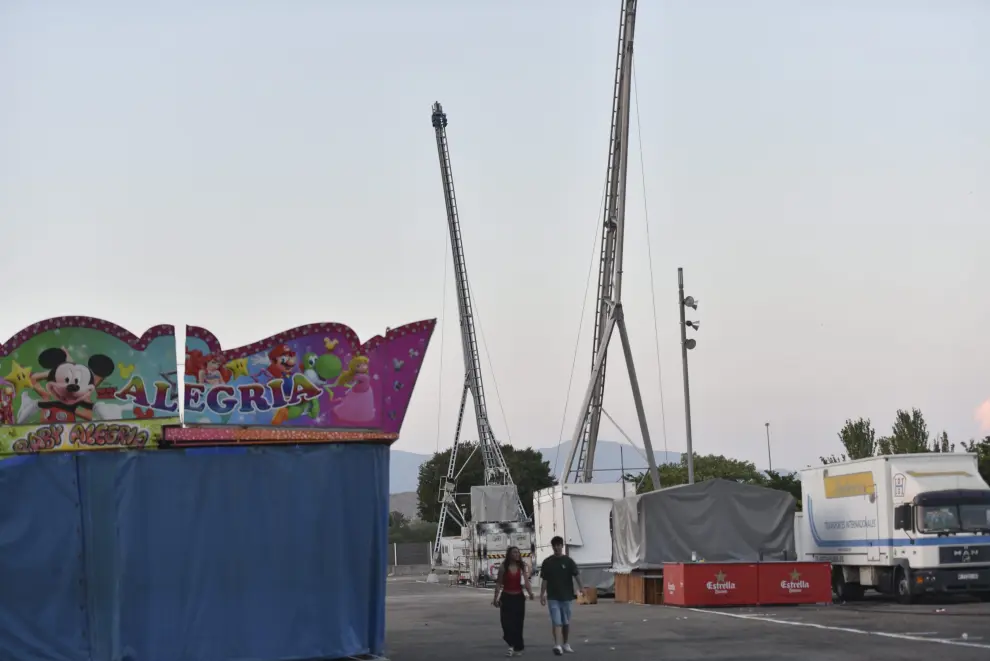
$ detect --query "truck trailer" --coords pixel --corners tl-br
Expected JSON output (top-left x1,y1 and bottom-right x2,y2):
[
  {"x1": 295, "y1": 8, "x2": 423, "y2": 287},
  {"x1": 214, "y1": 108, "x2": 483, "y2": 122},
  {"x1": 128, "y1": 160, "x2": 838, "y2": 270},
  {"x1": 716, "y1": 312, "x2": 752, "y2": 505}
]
[
  {"x1": 533, "y1": 482, "x2": 634, "y2": 593},
  {"x1": 799, "y1": 453, "x2": 990, "y2": 603}
]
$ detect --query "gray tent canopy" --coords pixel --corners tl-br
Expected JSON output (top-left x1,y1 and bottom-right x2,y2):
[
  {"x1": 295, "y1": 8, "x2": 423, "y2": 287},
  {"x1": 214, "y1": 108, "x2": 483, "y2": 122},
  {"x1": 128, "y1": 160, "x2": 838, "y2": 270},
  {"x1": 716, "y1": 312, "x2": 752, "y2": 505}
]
[{"x1": 611, "y1": 478, "x2": 796, "y2": 572}]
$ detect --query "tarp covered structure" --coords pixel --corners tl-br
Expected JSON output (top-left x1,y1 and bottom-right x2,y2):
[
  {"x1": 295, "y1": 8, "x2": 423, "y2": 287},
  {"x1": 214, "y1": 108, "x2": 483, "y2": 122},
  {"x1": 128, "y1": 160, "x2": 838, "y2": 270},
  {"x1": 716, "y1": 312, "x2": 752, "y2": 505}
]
[
  {"x1": 611, "y1": 478, "x2": 796, "y2": 571},
  {"x1": 470, "y1": 484, "x2": 520, "y2": 523},
  {"x1": 0, "y1": 444, "x2": 389, "y2": 661}
]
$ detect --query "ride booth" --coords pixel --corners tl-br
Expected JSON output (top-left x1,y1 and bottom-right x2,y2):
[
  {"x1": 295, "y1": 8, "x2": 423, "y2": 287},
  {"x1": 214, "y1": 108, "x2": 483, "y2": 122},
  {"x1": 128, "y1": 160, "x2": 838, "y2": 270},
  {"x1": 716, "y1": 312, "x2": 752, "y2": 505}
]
[
  {"x1": 611, "y1": 479, "x2": 832, "y2": 607},
  {"x1": 0, "y1": 316, "x2": 436, "y2": 661}
]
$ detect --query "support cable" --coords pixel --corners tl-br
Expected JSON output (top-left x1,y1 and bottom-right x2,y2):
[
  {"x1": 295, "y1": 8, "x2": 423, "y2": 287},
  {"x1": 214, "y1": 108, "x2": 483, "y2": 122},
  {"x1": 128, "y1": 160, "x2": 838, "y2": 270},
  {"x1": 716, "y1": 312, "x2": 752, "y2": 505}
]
[
  {"x1": 435, "y1": 221, "x2": 449, "y2": 454},
  {"x1": 467, "y1": 279, "x2": 513, "y2": 446},
  {"x1": 552, "y1": 181, "x2": 609, "y2": 478},
  {"x1": 632, "y1": 58, "x2": 671, "y2": 459}
]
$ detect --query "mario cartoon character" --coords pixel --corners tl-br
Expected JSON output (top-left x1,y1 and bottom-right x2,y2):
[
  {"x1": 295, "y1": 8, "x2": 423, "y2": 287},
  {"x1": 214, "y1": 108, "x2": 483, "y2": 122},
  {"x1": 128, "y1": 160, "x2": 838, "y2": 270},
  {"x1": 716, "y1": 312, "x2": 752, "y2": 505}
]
[
  {"x1": 270, "y1": 338, "x2": 345, "y2": 425},
  {"x1": 15, "y1": 347, "x2": 115, "y2": 424},
  {"x1": 266, "y1": 344, "x2": 297, "y2": 380},
  {"x1": 266, "y1": 344, "x2": 298, "y2": 425}
]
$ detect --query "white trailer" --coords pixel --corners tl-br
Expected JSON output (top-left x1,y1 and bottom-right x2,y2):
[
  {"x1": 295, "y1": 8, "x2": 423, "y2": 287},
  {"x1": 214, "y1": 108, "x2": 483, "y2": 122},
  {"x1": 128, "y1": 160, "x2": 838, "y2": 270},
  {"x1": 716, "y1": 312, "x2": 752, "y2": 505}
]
[
  {"x1": 799, "y1": 453, "x2": 990, "y2": 603},
  {"x1": 437, "y1": 535, "x2": 471, "y2": 570},
  {"x1": 533, "y1": 482, "x2": 635, "y2": 592},
  {"x1": 794, "y1": 511, "x2": 812, "y2": 560}
]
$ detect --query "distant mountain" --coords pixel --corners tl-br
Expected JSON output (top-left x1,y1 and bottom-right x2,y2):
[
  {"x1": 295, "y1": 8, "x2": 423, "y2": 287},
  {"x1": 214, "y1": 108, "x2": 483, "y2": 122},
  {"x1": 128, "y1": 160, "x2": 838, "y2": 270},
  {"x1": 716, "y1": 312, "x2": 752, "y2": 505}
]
[
  {"x1": 543, "y1": 440, "x2": 681, "y2": 482},
  {"x1": 389, "y1": 491, "x2": 420, "y2": 521},
  {"x1": 388, "y1": 440, "x2": 681, "y2": 494},
  {"x1": 390, "y1": 448, "x2": 431, "y2": 493}
]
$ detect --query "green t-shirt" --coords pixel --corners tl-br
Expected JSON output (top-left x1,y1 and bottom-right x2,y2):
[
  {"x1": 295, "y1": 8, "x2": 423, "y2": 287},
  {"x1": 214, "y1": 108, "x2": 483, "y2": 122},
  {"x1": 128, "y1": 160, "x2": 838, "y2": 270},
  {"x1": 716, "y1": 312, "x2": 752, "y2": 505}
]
[{"x1": 540, "y1": 554, "x2": 579, "y2": 602}]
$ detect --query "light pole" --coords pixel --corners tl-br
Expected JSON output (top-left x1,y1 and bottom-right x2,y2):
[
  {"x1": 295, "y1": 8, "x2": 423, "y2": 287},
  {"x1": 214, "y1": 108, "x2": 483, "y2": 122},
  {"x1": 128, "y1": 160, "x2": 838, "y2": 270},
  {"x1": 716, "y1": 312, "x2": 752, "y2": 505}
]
[
  {"x1": 765, "y1": 422, "x2": 773, "y2": 473},
  {"x1": 678, "y1": 268, "x2": 699, "y2": 484}
]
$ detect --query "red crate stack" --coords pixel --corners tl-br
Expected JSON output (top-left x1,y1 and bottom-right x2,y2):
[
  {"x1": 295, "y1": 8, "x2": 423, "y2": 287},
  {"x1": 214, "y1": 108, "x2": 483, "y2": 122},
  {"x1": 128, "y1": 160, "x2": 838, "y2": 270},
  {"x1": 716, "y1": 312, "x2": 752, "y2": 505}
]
[
  {"x1": 757, "y1": 562, "x2": 832, "y2": 605},
  {"x1": 663, "y1": 563, "x2": 760, "y2": 607}
]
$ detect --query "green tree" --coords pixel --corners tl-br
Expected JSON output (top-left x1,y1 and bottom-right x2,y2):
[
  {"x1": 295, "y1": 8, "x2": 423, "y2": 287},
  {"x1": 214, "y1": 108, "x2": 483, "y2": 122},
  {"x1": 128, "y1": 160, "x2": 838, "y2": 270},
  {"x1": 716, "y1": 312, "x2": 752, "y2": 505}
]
[
  {"x1": 877, "y1": 408, "x2": 930, "y2": 455},
  {"x1": 962, "y1": 436, "x2": 990, "y2": 484},
  {"x1": 763, "y1": 469, "x2": 804, "y2": 511},
  {"x1": 415, "y1": 443, "x2": 556, "y2": 533},
  {"x1": 388, "y1": 510, "x2": 409, "y2": 528},
  {"x1": 624, "y1": 453, "x2": 765, "y2": 494},
  {"x1": 821, "y1": 418, "x2": 878, "y2": 464},
  {"x1": 931, "y1": 430, "x2": 954, "y2": 453},
  {"x1": 388, "y1": 518, "x2": 437, "y2": 544},
  {"x1": 838, "y1": 418, "x2": 877, "y2": 459},
  {"x1": 624, "y1": 457, "x2": 802, "y2": 510}
]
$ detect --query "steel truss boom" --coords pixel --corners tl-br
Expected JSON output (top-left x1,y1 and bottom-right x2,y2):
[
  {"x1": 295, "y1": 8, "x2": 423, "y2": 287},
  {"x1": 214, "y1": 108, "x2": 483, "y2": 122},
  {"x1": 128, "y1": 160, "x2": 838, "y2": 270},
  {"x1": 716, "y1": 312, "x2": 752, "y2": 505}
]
[
  {"x1": 430, "y1": 102, "x2": 527, "y2": 565},
  {"x1": 562, "y1": 0, "x2": 661, "y2": 489}
]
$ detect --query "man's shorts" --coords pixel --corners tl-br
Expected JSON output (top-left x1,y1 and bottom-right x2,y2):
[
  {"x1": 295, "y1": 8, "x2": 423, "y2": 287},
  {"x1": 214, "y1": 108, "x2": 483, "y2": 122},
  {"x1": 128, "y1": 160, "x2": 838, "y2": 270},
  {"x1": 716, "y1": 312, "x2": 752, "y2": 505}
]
[{"x1": 547, "y1": 599, "x2": 573, "y2": 627}]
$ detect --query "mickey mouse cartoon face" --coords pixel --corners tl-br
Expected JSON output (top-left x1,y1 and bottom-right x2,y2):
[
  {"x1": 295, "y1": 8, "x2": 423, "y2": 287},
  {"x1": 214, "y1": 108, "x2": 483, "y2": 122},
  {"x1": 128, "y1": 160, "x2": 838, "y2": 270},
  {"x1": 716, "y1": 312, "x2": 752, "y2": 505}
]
[{"x1": 38, "y1": 348, "x2": 115, "y2": 407}]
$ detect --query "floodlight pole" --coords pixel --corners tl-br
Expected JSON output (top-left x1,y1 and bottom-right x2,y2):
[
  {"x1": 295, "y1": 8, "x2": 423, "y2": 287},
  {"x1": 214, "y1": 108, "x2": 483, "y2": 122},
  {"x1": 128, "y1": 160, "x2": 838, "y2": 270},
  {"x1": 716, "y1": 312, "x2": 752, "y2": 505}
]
[
  {"x1": 678, "y1": 267, "x2": 696, "y2": 484},
  {"x1": 765, "y1": 422, "x2": 773, "y2": 472}
]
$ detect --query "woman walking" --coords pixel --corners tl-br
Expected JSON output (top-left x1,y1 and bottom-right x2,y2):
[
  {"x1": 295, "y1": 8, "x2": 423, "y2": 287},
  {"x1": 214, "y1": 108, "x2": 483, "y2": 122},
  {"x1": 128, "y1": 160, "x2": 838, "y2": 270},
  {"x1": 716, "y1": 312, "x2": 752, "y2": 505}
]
[{"x1": 493, "y1": 546, "x2": 533, "y2": 656}]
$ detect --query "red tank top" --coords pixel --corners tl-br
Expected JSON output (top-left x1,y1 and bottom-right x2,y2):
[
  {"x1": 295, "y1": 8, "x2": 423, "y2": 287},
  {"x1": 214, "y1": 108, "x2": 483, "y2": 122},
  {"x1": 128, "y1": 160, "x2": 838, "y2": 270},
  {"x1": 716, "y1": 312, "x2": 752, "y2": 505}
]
[{"x1": 502, "y1": 565, "x2": 524, "y2": 594}]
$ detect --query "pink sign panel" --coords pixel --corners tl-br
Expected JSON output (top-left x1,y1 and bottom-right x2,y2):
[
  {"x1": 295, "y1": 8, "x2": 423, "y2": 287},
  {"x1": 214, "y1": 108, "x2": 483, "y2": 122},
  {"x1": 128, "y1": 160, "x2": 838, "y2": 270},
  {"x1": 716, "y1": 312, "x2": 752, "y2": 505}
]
[{"x1": 183, "y1": 319, "x2": 436, "y2": 434}]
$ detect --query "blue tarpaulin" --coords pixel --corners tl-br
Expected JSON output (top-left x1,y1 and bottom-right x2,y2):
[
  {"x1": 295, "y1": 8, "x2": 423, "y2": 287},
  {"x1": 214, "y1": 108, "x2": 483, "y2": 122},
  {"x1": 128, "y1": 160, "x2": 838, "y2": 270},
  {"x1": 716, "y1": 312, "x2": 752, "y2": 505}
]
[{"x1": 0, "y1": 443, "x2": 389, "y2": 661}]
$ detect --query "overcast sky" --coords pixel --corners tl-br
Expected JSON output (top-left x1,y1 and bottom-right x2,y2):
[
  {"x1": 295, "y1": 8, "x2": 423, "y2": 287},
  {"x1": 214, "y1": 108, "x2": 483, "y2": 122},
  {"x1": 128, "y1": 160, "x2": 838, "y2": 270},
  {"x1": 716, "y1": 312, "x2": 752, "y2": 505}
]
[{"x1": 2, "y1": 0, "x2": 988, "y2": 471}]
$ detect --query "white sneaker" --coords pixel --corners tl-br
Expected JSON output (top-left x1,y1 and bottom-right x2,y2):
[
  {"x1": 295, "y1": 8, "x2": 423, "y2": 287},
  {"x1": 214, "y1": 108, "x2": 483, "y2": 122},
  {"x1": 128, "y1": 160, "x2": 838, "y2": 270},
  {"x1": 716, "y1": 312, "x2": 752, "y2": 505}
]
[
  {"x1": 553, "y1": 645, "x2": 563, "y2": 656},
  {"x1": 562, "y1": 644, "x2": 575, "y2": 653}
]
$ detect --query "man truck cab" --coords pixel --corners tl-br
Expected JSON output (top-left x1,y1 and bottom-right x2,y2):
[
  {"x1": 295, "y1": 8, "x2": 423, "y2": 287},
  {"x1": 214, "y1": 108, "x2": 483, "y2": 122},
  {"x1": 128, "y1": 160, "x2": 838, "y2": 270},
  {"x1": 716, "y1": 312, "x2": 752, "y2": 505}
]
[{"x1": 799, "y1": 453, "x2": 990, "y2": 603}]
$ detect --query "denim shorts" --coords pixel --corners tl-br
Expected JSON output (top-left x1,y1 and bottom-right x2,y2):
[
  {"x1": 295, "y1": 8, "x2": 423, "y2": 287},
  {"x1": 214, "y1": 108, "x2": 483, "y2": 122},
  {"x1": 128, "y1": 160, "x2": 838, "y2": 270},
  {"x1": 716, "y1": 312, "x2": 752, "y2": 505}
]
[{"x1": 547, "y1": 599, "x2": 573, "y2": 627}]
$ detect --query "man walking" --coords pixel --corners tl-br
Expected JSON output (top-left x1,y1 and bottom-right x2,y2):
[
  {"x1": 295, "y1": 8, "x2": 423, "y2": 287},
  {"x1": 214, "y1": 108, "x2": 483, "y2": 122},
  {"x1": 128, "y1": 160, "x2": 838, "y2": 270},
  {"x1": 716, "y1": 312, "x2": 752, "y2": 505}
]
[{"x1": 539, "y1": 536, "x2": 583, "y2": 655}]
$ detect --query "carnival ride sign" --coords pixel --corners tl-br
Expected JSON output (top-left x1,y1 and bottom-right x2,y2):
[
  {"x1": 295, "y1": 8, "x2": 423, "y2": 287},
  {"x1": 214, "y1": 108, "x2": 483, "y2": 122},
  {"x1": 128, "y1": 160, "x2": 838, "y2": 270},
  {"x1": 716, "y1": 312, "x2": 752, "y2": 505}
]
[
  {"x1": 0, "y1": 317, "x2": 180, "y2": 455},
  {"x1": 181, "y1": 320, "x2": 435, "y2": 433},
  {"x1": 1, "y1": 316, "x2": 435, "y2": 455}
]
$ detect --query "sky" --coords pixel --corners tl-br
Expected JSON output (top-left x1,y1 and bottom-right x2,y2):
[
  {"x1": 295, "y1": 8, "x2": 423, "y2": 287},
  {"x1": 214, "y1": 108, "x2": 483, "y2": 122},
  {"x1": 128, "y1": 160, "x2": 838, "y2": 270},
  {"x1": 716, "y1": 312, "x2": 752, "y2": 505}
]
[{"x1": 2, "y1": 0, "x2": 988, "y2": 472}]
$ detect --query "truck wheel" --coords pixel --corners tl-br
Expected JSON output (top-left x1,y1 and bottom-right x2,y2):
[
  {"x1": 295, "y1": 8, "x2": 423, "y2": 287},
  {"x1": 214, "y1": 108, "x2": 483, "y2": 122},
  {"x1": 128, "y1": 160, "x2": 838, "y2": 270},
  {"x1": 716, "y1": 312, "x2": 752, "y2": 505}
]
[
  {"x1": 832, "y1": 572, "x2": 864, "y2": 602},
  {"x1": 896, "y1": 568, "x2": 914, "y2": 605},
  {"x1": 841, "y1": 581, "x2": 864, "y2": 601}
]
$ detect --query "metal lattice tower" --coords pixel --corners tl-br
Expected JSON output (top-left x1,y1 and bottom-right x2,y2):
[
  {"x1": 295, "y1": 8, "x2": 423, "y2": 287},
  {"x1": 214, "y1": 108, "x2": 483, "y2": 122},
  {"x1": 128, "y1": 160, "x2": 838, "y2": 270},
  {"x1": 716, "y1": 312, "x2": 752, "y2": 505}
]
[
  {"x1": 431, "y1": 102, "x2": 527, "y2": 565},
  {"x1": 562, "y1": 0, "x2": 661, "y2": 489}
]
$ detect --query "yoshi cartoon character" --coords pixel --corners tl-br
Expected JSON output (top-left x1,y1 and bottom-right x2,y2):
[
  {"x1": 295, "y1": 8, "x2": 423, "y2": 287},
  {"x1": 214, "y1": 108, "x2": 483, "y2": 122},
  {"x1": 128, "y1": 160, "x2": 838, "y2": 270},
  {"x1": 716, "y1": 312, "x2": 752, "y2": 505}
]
[{"x1": 276, "y1": 338, "x2": 343, "y2": 424}]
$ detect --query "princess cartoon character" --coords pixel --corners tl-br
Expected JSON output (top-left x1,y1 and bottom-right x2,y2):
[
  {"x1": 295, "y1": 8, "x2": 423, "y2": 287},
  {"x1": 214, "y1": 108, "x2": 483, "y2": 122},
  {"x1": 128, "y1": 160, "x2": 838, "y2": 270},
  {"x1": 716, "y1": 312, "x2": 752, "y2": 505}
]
[
  {"x1": 186, "y1": 350, "x2": 232, "y2": 386},
  {"x1": 0, "y1": 379, "x2": 13, "y2": 425},
  {"x1": 331, "y1": 355, "x2": 377, "y2": 425}
]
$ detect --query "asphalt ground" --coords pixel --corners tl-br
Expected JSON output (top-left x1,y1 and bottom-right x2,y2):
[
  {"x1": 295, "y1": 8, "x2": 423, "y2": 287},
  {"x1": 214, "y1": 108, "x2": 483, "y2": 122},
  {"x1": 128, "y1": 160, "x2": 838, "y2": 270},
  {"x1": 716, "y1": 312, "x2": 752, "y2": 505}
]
[{"x1": 384, "y1": 577, "x2": 990, "y2": 660}]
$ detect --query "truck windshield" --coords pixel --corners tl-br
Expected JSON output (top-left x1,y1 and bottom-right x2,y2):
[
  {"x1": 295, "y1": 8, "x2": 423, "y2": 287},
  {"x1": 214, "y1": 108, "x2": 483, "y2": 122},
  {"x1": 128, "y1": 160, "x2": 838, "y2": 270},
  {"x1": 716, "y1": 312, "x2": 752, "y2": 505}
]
[
  {"x1": 959, "y1": 503, "x2": 990, "y2": 533},
  {"x1": 918, "y1": 503, "x2": 990, "y2": 533}
]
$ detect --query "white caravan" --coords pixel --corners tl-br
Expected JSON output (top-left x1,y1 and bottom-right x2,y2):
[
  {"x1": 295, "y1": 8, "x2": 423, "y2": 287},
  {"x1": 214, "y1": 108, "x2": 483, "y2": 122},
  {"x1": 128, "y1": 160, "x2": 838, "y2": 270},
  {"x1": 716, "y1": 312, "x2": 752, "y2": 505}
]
[
  {"x1": 799, "y1": 453, "x2": 990, "y2": 603},
  {"x1": 436, "y1": 535, "x2": 471, "y2": 571}
]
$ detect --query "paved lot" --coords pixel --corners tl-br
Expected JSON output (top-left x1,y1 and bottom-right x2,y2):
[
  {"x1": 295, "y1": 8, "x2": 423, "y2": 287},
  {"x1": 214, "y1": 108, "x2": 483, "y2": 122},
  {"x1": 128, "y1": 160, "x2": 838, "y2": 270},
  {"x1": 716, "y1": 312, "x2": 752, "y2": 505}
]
[{"x1": 385, "y1": 577, "x2": 990, "y2": 660}]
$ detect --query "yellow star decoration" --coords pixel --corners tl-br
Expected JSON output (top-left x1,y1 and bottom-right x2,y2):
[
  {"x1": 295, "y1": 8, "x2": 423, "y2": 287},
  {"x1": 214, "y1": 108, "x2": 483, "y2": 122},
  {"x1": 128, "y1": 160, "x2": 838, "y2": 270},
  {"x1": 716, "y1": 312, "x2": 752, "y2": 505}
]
[
  {"x1": 789, "y1": 569, "x2": 801, "y2": 581},
  {"x1": 4, "y1": 361, "x2": 33, "y2": 395},
  {"x1": 715, "y1": 571, "x2": 727, "y2": 582},
  {"x1": 225, "y1": 358, "x2": 249, "y2": 379}
]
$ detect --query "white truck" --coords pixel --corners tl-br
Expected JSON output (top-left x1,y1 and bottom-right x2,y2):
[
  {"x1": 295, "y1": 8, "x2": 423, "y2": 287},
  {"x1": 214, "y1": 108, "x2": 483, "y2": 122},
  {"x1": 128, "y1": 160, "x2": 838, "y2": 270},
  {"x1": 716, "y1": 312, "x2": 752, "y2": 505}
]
[{"x1": 799, "y1": 453, "x2": 990, "y2": 603}]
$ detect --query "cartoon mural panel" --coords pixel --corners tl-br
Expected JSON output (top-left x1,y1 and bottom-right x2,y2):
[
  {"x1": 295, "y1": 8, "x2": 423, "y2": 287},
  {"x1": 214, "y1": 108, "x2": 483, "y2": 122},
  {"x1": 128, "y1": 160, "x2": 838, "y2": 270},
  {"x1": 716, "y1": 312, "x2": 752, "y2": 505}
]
[
  {"x1": 0, "y1": 317, "x2": 180, "y2": 454},
  {"x1": 183, "y1": 319, "x2": 435, "y2": 433}
]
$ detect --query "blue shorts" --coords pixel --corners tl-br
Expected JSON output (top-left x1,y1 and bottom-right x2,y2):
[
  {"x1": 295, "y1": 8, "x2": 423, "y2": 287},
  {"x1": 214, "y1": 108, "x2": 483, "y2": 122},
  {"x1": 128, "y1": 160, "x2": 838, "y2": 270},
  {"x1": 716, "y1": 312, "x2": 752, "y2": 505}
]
[{"x1": 547, "y1": 599, "x2": 573, "y2": 627}]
